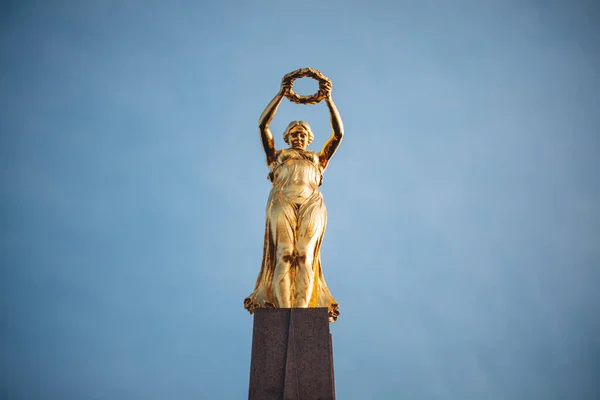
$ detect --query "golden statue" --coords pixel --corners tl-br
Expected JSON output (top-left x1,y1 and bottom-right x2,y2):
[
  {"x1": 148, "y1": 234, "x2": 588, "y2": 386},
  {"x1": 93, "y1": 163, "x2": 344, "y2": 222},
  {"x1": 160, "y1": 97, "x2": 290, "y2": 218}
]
[{"x1": 244, "y1": 69, "x2": 343, "y2": 322}]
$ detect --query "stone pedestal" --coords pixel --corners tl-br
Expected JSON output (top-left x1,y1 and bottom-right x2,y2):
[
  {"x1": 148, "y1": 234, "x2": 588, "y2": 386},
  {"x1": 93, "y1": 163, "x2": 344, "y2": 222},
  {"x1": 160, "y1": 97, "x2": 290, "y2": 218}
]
[{"x1": 248, "y1": 308, "x2": 336, "y2": 400}]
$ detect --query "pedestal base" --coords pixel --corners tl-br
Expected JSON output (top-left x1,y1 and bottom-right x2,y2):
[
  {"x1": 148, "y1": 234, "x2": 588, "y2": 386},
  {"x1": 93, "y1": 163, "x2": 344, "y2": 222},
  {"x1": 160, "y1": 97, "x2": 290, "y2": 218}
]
[{"x1": 248, "y1": 308, "x2": 335, "y2": 400}]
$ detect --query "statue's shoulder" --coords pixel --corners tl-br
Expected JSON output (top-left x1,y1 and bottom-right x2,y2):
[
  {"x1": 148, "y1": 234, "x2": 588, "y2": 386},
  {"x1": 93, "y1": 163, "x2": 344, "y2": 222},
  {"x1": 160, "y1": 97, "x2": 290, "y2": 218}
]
[
  {"x1": 305, "y1": 150, "x2": 320, "y2": 165},
  {"x1": 278, "y1": 148, "x2": 297, "y2": 160}
]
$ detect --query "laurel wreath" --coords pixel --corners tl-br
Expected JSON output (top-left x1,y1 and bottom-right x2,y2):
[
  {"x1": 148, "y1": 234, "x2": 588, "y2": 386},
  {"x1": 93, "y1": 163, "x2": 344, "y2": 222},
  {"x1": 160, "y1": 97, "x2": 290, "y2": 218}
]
[{"x1": 282, "y1": 68, "x2": 331, "y2": 104}]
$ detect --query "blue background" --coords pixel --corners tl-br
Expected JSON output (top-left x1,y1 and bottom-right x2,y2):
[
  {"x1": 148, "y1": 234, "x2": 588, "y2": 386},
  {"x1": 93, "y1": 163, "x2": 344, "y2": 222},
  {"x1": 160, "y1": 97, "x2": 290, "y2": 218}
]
[{"x1": 1, "y1": 1, "x2": 599, "y2": 398}]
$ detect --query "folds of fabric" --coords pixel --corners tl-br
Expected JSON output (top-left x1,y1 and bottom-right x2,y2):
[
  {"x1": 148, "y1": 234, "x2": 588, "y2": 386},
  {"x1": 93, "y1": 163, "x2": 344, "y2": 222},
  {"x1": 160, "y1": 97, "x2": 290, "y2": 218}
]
[{"x1": 244, "y1": 149, "x2": 339, "y2": 321}]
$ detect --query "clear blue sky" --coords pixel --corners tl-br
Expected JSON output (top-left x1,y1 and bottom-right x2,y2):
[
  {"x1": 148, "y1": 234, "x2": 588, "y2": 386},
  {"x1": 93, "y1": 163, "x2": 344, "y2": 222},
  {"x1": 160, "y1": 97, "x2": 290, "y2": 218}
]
[{"x1": 1, "y1": 1, "x2": 599, "y2": 399}]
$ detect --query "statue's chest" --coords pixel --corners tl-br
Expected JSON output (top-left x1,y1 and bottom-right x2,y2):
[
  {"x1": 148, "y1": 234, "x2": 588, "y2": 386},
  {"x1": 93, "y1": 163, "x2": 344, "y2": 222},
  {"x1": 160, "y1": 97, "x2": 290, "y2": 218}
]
[{"x1": 278, "y1": 150, "x2": 319, "y2": 167}]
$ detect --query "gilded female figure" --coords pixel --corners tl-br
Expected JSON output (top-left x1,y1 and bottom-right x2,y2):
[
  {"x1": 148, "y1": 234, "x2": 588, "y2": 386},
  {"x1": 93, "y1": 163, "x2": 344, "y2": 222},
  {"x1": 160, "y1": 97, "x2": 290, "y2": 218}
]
[{"x1": 244, "y1": 74, "x2": 343, "y2": 322}]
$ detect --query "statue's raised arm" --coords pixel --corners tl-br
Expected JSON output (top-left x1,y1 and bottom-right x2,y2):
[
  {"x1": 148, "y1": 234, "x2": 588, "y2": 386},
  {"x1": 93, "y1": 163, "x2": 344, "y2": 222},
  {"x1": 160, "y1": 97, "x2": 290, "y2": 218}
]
[
  {"x1": 258, "y1": 78, "x2": 293, "y2": 166},
  {"x1": 245, "y1": 68, "x2": 342, "y2": 322},
  {"x1": 319, "y1": 82, "x2": 344, "y2": 170}
]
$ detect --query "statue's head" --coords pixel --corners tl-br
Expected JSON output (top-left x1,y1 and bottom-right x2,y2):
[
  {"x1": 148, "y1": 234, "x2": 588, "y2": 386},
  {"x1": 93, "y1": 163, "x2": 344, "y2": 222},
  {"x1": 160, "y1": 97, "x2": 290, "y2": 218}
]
[{"x1": 283, "y1": 121, "x2": 314, "y2": 149}]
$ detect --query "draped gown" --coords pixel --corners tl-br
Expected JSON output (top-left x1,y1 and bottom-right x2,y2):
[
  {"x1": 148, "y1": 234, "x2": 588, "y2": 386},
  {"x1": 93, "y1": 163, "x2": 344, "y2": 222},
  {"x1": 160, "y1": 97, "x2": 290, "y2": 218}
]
[{"x1": 244, "y1": 148, "x2": 339, "y2": 321}]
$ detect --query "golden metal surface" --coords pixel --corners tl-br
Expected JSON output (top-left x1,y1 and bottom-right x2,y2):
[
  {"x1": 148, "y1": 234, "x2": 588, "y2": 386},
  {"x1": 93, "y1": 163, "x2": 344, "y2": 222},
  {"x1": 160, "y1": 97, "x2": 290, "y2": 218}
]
[
  {"x1": 282, "y1": 68, "x2": 331, "y2": 104},
  {"x1": 244, "y1": 69, "x2": 343, "y2": 322}
]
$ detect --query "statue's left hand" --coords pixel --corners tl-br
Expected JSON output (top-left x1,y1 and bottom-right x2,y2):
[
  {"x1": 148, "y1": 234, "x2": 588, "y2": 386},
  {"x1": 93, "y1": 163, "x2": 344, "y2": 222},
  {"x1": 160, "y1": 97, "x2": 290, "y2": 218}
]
[{"x1": 323, "y1": 80, "x2": 332, "y2": 100}]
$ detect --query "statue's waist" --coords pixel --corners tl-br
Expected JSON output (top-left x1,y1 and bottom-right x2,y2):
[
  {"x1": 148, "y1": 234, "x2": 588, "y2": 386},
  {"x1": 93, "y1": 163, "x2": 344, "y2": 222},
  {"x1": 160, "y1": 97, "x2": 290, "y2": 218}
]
[{"x1": 271, "y1": 184, "x2": 321, "y2": 201}]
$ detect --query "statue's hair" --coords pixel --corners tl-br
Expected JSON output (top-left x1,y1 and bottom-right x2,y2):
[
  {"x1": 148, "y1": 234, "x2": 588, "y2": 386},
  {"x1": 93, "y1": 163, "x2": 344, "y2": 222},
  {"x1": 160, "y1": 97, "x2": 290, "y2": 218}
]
[{"x1": 283, "y1": 121, "x2": 314, "y2": 145}]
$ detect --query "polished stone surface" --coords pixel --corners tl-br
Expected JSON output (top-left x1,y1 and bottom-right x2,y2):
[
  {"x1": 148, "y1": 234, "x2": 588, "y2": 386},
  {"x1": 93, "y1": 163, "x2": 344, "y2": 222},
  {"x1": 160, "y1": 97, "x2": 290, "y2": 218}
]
[{"x1": 248, "y1": 308, "x2": 335, "y2": 400}]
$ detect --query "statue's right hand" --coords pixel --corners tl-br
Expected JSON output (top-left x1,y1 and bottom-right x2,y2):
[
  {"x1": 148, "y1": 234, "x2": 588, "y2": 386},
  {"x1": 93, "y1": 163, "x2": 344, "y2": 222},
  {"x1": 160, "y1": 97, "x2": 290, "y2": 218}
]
[
  {"x1": 280, "y1": 73, "x2": 294, "y2": 96},
  {"x1": 280, "y1": 83, "x2": 291, "y2": 96}
]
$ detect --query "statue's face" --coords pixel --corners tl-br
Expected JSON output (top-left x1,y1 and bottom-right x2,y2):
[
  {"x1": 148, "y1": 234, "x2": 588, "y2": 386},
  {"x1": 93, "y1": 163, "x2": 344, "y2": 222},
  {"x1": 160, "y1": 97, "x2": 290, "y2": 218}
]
[{"x1": 288, "y1": 125, "x2": 309, "y2": 149}]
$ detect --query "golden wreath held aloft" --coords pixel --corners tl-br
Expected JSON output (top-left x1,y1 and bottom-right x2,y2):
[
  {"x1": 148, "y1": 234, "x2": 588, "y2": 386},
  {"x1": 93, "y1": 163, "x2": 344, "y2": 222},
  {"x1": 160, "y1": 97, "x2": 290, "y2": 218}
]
[{"x1": 282, "y1": 68, "x2": 332, "y2": 105}]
